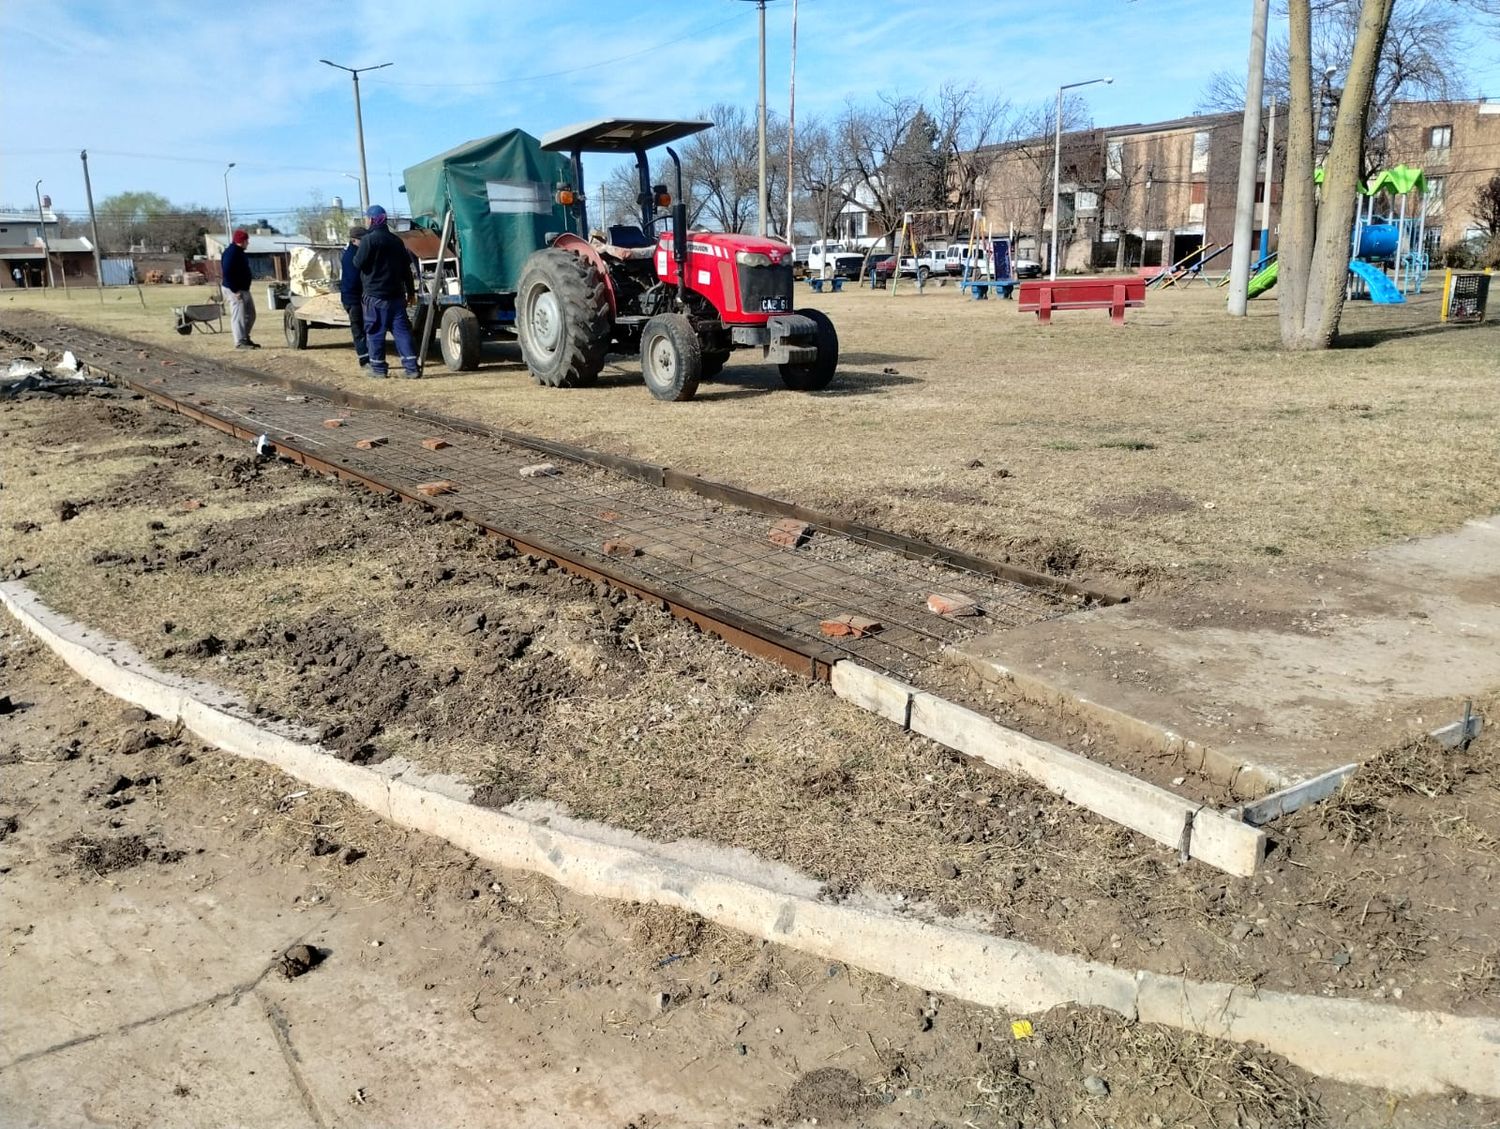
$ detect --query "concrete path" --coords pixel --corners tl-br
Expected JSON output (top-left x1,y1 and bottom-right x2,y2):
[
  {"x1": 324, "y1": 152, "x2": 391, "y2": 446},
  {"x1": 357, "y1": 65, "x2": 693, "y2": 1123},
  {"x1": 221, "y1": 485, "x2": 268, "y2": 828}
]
[{"x1": 951, "y1": 515, "x2": 1500, "y2": 791}]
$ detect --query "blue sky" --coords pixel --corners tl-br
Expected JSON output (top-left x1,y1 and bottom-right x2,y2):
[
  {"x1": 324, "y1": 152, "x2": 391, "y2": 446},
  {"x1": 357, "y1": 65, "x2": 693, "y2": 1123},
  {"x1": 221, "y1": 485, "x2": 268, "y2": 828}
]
[{"x1": 4, "y1": 0, "x2": 1499, "y2": 227}]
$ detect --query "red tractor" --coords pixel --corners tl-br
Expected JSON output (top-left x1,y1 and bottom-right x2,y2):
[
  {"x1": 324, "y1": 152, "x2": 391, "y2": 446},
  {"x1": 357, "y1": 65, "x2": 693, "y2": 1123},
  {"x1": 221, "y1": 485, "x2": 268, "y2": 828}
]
[{"x1": 517, "y1": 119, "x2": 838, "y2": 401}]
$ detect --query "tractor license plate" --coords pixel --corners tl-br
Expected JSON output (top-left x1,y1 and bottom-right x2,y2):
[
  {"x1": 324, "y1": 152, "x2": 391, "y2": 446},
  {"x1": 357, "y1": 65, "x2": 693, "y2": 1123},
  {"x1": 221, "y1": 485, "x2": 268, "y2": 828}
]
[{"x1": 760, "y1": 296, "x2": 789, "y2": 313}]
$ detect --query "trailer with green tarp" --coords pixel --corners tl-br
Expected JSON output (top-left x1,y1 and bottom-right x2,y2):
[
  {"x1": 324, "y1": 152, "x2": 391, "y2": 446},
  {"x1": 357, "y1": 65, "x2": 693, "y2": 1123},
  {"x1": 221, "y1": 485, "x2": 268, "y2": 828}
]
[{"x1": 402, "y1": 128, "x2": 578, "y2": 370}]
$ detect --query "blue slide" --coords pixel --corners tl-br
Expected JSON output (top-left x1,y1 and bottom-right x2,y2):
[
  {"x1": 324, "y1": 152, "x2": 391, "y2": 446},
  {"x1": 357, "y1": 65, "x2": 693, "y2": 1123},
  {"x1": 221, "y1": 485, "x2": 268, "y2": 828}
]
[{"x1": 1348, "y1": 259, "x2": 1405, "y2": 305}]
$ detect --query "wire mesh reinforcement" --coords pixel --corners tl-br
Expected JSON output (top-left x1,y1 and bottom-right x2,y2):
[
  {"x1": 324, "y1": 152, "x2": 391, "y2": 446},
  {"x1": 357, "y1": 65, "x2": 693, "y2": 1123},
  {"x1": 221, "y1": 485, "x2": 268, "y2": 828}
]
[{"x1": 1, "y1": 318, "x2": 1073, "y2": 681}]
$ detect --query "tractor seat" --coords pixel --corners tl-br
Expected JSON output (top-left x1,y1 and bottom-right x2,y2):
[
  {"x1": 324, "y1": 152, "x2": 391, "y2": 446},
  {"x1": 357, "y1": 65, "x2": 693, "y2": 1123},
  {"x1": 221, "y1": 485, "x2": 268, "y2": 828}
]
[{"x1": 608, "y1": 224, "x2": 653, "y2": 249}]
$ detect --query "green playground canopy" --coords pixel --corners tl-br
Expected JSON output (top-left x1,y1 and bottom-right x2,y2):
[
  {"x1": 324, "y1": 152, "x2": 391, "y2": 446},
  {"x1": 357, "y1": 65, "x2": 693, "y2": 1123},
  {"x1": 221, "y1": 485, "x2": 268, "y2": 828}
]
[
  {"x1": 403, "y1": 129, "x2": 575, "y2": 297},
  {"x1": 1313, "y1": 163, "x2": 1428, "y2": 196}
]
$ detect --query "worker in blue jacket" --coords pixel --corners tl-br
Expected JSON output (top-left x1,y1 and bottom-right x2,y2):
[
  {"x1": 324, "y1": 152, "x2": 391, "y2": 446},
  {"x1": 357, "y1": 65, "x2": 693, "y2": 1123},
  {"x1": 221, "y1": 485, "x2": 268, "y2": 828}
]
[
  {"x1": 220, "y1": 229, "x2": 258, "y2": 349},
  {"x1": 352, "y1": 205, "x2": 419, "y2": 378},
  {"x1": 340, "y1": 225, "x2": 368, "y2": 367}
]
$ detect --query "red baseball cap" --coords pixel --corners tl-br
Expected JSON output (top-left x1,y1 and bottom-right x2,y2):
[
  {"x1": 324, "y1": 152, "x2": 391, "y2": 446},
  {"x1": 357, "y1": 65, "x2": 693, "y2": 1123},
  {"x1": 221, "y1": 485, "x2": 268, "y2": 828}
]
[{"x1": 232, "y1": 229, "x2": 249, "y2": 245}]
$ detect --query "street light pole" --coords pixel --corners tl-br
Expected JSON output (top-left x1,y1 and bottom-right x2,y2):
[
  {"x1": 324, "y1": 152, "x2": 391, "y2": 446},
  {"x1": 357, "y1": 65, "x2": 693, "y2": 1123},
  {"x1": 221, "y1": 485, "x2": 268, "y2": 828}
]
[
  {"x1": 35, "y1": 180, "x2": 56, "y2": 289},
  {"x1": 320, "y1": 59, "x2": 393, "y2": 213},
  {"x1": 80, "y1": 150, "x2": 105, "y2": 299},
  {"x1": 1050, "y1": 76, "x2": 1112, "y2": 280},
  {"x1": 223, "y1": 162, "x2": 236, "y2": 241}
]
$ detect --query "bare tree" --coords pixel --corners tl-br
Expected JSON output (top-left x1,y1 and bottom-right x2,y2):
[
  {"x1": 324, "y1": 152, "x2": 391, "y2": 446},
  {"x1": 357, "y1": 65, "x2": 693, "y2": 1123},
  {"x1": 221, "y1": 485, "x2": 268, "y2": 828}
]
[
  {"x1": 932, "y1": 83, "x2": 1012, "y2": 227},
  {"x1": 1474, "y1": 172, "x2": 1500, "y2": 237},
  {"x1": 835, "y1": 93, "x2": 924, "y2": 244},
  {"x1": 980, "y1": 96, "x2": 1094, "y2": 261},
  {"x1": 1196, "y1": 0, "x2": 1482, "y2": 164},
  {"x1": 1280, "y1": 0, "x2": 1395, "y2": 349}
]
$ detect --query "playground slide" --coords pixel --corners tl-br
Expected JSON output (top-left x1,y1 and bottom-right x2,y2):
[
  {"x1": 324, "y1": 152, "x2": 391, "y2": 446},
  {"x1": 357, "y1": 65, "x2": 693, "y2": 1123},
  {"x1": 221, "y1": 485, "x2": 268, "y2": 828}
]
[
  {"x1": 1247, "y1": 260, "x2": 1278, "y2": 299},
  {"x1": 1348, "y1": 259, "x2": 1405, "y2": 305}
]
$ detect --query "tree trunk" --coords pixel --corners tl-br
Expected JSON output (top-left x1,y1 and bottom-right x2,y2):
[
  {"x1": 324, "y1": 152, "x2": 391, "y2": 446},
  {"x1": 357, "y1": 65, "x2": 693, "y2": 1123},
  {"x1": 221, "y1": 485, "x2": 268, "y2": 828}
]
[
  {"x1": 1280, "y1": 0, "x2": 1395, "y2": 350},
  {"x1": 1299, "y1": 0, "x2": 1394, "y2": 347},
  {"x1": 1278, "y1": 0, "x2": 1316, "y2": 344}
]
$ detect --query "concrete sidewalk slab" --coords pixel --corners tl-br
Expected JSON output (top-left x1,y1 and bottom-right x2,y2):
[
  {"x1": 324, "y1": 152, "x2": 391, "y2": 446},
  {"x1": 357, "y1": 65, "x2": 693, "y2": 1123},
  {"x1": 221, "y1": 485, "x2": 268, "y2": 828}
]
[{"x1": 950, "y1": 516, "x2": 1500, "y2": 791}]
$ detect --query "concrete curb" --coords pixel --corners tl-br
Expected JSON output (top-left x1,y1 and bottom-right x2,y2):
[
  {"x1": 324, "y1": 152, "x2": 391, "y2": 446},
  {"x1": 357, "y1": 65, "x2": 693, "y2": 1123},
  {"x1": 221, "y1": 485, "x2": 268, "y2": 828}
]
[
  {"x1": 4, "y1": 580, "x2": 1497, "y2": 1099},
  {"x1": 831, "y1": 662, "x2": 1266, "y2": 877}
]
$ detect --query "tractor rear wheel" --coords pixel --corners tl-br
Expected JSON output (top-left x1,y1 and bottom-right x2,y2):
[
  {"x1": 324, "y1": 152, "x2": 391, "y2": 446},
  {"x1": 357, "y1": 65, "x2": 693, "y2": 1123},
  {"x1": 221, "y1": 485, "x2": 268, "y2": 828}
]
[
  {"x1": 778, "y1": 308, "x2": 839, "y2": 392},
  {"x1": 639, "y1": 313, "x2": 701, "y2": 402},
  {"x1": 516, "y1": 249, "x2": 610, "y2": 388},
  {"x1": 439, "y1": 306, "x2": 480, "y2": 372},
  {"x1": 284, "y1": 308, "x2": 308, "y2": 350}
]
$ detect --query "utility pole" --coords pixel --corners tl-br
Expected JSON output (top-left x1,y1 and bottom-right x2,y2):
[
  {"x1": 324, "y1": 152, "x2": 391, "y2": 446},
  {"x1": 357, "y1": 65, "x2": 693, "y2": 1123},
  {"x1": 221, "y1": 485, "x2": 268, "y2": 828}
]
[
  {"x1": 1259, "y1": 93, "x2": 1277, "y2": 266},
  {"x1": 784, "y1": 0, "x2": 798, "y2": 243},
  {"x1": 222, "y1": 162, "x2": 236, "y2": 241},
  {"x1": 34, "y1": 181, "x2": 56, "y2": 289},
  {"x1": 1050, "y1": 77, "x2": 1112, "y2": 280},
  {"x1": 1227, "y1": 0, "x2": 1270, "y2": 316},
  {"x1": 80, "y1": 150, "x2": 104, "y2": 299},
  {"x1": 320, "y1": 59, "x2": 393, "y2": 213},
  {"x1": 756, "y1": 0, "x2": 768, "y2": 236}
]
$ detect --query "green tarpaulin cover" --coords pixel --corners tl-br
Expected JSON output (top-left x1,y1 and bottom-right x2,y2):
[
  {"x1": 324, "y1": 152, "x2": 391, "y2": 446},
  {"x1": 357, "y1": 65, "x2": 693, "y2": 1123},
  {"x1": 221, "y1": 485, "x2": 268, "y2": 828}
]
[{"x1": 403, "y1": 130, "x2": 575, "y2": 297}]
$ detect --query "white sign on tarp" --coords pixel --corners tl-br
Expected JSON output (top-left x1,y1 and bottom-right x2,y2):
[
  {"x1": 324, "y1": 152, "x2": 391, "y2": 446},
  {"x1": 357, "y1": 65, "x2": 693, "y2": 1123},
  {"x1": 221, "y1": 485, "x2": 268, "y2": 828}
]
[{"x1": 485, "y1": 181, "x2": 551, "y2": 215}]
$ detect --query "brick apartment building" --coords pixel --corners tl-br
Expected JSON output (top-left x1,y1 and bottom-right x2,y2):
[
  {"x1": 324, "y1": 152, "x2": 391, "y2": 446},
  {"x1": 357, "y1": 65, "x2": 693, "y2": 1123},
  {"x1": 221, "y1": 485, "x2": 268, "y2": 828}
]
[{"x1": 1385, "y1": 98, "x2": 1500, "y2": 256}]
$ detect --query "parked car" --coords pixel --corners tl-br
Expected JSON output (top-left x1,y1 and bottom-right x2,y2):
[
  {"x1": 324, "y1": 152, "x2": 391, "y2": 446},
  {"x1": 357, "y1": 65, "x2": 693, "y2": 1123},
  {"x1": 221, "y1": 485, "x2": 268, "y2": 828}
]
[{"x1": 1013, "y1": 258, "x2": 1043, "y2": 279}]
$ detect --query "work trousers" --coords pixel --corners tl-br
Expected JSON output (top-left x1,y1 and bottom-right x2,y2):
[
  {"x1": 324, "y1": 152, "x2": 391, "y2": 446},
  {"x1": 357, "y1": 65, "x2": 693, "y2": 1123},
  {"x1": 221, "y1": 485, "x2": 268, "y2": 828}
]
[
  {"x1": 362, "y1": 295, "x2": 419, "y2": 376},
  {"x1": 343, "y1": 303, "x2": 369, "y2": 364},
  {"x1": 225, "y1": 287, "x2": 256, "y2": 345}
]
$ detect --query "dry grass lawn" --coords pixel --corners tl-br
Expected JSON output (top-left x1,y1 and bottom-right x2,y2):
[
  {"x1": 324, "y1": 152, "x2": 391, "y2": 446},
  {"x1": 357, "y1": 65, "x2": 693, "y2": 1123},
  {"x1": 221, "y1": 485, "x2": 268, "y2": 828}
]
[{"x1": 6, "y1": 277, "x2": 1497, "y2": 585}]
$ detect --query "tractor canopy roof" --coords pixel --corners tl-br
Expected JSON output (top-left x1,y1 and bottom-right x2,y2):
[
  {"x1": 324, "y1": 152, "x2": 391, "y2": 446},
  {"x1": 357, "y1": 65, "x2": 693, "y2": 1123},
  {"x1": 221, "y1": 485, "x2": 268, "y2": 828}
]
[
  {"x1": 540, "y1": 119, "x2": 712, "y2": 155},
  {"x1": 403, "y1": 128, "x2": 575, "y2": 297}
]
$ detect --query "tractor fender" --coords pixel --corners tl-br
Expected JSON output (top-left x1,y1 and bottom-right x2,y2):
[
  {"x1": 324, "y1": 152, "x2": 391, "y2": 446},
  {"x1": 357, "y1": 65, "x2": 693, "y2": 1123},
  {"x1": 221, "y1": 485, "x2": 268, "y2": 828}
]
[{"x1": 551, "y1": 233, "x2": 618, "y2": 318}]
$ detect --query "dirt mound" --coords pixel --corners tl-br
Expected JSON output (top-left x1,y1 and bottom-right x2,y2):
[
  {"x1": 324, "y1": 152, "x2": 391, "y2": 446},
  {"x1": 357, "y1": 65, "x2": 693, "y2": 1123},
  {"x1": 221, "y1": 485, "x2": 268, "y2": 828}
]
[
  {"x1": 779, "y1": 1067, "x2": 871, "y2": 1122},
  {"x1": 182, "y1": 499, "x2": 361, "y2": 573},
  {"x1": 1090, "y1": 486, "x2": 1199, "y2": 519},
  {"x1": 232, "y1": 607, "x2": 577, "y2": 763},
  {"x1": 52, "y1": 833, "x2": 183, "y2": 876}
]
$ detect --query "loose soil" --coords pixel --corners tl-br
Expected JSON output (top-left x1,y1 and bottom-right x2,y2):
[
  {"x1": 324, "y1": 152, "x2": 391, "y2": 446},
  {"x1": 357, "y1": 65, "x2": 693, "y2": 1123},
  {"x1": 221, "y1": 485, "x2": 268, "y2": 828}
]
[
  {"x1": 1, "y1": 628, "x2": 1490, "y2": 1127},
  {"x1": 2, "y1": 390, "x2": 1496, "y2": 1025}
]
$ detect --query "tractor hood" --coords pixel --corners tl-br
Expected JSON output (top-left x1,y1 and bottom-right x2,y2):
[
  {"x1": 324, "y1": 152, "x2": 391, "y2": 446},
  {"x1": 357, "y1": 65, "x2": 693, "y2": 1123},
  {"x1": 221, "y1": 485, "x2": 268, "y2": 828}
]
[{"x1": 683, "y1": 231, "x2": 793, "y2": 263}]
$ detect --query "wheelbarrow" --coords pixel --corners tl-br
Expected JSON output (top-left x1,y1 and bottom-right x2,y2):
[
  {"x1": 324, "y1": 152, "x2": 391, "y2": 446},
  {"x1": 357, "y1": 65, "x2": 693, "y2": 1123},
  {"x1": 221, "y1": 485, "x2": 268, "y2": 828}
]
[{"x1": 172, "y1": 299, "x2": 224, "y2": 335}]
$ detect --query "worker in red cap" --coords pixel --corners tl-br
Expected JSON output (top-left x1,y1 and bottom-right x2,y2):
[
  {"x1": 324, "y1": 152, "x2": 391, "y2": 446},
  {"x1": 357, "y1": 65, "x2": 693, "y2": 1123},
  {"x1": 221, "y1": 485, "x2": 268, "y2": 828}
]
[{"x1": 220, "y1": 229, "x2": 259, "y2": 349}]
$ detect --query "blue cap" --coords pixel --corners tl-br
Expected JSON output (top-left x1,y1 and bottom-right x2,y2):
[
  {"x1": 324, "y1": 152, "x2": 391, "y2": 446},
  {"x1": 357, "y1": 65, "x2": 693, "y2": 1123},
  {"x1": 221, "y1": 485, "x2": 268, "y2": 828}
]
[{"x1": 366, "y1": 204, "x2": 386, "y2": 219}]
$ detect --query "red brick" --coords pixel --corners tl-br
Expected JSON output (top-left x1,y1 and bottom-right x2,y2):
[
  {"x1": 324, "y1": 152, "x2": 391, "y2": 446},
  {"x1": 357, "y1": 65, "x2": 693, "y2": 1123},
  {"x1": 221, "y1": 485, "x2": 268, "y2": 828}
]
[
  {"x1": 421, "y1": 437, "x2": 450, "y2": 450},
  {"x1": 597, "y1": 510, "x2": 622, "y2": 522},
  {"x1": 180, "y1": 498, "x2": 203, "y2": 512},
  {"x1": 354, "y1": 436, "x2": 389, "y2": 450},
  {"x1": 323, "y1": 418, "x2": 345, "y2": 428},
  {"x1": 602, "y1": 538, "x2": 641, "y2": 557},
  {"x1": 417, "y1": 480, "x2": 457, "y2": 497},
  {"x1": 820, "y1": 614, "x2": 882, "y2": 638},
  {"x1": 927, "y1": 592, "x2": 981, "y2": 617},
  {"x1": 769, "y1": 518, "x2": 811, "y2": 549}
]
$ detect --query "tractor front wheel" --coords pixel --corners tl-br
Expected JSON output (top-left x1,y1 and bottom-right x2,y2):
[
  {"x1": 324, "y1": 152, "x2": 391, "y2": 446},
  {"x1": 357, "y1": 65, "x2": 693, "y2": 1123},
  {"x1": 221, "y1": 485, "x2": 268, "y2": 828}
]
[
  {"x1": 516, "y1": 249, "x2": 610, "y2": 388},
  {"x1": 284, "y1": 308, "x2": 309, "y2": 350},
  {"x1": 778, "y1": 308, "x2": 839, "y2": 392},
  {"x1": 439, "y1": 306, "x2": 480, "y2": 372},
  {"x1": 640, "y1": 313, "x2": 701, "y2": 402}
]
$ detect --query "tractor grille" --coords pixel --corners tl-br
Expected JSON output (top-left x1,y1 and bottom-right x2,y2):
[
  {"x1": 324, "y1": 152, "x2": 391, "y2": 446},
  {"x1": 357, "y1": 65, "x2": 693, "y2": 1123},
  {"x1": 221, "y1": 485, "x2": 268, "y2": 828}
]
[{"x1": 738, "y1": 263, "x2": 794, "y2": 315}]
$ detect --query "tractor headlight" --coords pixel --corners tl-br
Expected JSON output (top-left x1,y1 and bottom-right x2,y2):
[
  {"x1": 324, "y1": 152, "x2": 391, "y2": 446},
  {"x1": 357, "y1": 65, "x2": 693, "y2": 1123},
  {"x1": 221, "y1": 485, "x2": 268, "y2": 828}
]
[{"x1": 735, "y1": 251, "x2": 773, "y2": 267}]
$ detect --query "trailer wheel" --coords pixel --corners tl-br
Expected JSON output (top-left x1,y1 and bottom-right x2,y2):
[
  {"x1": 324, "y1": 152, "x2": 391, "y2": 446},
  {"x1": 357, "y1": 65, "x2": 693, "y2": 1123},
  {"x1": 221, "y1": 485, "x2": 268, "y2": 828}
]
[
  {"x1": 284, "y1": 308, "x2": 308, "y2": 350},
  {"x1": 439, "y1": 306, "x2": 480, "y2": 372},
  {"x1": 516, "y1": 249, "x2": 609, "y2": 388},
  {"x1": 778, "y1": 308, "x2": 839, "y2": 392},
  {"x1": 640, "y1": 313, "x2": 701, "y2": 402}
]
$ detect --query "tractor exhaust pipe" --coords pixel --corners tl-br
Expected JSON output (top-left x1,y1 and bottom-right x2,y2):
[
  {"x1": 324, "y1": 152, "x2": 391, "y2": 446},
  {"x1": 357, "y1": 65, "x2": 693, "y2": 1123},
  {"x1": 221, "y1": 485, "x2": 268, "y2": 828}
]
[{"x1": 666, "y1": 146, "x2": 688, "y2": 308}]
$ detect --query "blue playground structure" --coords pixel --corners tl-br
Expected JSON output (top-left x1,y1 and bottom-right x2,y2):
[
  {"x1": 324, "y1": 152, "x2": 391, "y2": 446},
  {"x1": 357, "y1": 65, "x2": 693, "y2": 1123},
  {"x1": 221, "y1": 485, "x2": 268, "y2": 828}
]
[{"x1": 1348, "y1": 165, "x2": 1430, "y2": 305}]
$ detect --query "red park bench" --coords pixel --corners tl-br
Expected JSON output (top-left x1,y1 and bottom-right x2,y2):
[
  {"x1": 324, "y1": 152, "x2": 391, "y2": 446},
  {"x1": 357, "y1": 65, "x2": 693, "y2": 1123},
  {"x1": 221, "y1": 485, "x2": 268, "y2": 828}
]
[{"x1": 1016, "y1": 276, "x2": 1146, "y2": 325}]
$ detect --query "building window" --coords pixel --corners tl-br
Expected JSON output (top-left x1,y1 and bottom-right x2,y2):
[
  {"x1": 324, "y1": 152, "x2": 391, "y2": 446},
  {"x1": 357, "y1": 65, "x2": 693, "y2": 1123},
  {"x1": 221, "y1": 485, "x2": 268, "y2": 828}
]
[
  {"x1": 1429, "y1": 124, "x2": 1452, "y2": 149},
  {"x1": 1191, "y1": 131, "x2": 1211, "y2": 175},
  {"x1": 1423, "y1": 226, "x2": 1442, "y2": 255},
  {"x1": 1107, "y1": 141, "x2": 1124, "y2": 182},
  {"x1": 1427, "y1": 175, "x2": 1445, "y2": 209}
]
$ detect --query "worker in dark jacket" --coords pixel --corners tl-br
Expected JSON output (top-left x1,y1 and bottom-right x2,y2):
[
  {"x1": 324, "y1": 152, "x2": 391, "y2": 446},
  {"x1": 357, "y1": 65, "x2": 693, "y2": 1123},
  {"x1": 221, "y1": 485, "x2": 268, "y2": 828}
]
[
  {"x1": 340, "y1": 225, "x2": 369, "y2": 367},
  {"x1": 220, "y1": 229, "x2": 259, "y2": 349},
  {"x1": 351, "y1": 205, "x2": 418, "y2": 378}
]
